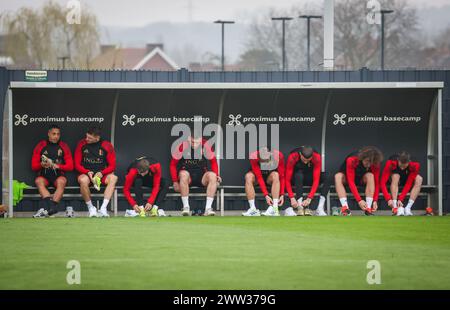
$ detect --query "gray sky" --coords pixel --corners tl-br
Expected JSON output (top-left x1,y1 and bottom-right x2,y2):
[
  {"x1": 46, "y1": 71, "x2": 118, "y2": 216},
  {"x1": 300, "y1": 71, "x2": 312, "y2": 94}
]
[{"x1": 1, "y1": 0, "x2": 450, "y2": 27}]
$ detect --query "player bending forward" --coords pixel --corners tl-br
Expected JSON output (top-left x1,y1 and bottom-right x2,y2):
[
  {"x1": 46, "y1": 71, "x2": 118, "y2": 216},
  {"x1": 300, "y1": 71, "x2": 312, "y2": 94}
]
[
  {"x1": 285, "y1": 146, "x2": 331, "y2": 216},
  {"x1": 243, "y1": 147, "x2": 285, "y2": 216},
  {"x1": 334, "y1": 146, "x2": 383, "y2": 216},
  {"x1": 124, "y1": 156, "x2": 169, "y2": 217},
  {"x1": 381, "y1": 151, "x2": 431, "y2": 216}
]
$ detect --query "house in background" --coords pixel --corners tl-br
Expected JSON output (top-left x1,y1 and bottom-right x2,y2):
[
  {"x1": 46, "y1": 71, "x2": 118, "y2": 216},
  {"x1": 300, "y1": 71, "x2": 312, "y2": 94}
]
[{"x1": 90, "y1": 43, "x2": 179, "y2": 70}]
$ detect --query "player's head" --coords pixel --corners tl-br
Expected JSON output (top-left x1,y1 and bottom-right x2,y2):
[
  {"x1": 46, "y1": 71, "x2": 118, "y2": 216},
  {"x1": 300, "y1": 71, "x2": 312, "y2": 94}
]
[
  {"x1": 358, "y1": 146, "x2": 383, "y2": 168},
  {"x1": 188, "y1": 126, "x2": 203, "y2": 150},
  {"x1": 300, "y1": 146, "x2": 314, "y2": 163},
  {"x1": 136, "y1": 157, "x2": 150, "y2": 176},
  {"x1": 86, "y1": 126, "x2": 101, "y2": 144},
  {"x1": 47, "y1": 124, "x2": 60, "y2": 143},
  {"x1": 259, "y1": 146, "x2": 271, "y2": 162},
  {"x1": 398, "y1": 151, "x2": 411, "y2": 170}
]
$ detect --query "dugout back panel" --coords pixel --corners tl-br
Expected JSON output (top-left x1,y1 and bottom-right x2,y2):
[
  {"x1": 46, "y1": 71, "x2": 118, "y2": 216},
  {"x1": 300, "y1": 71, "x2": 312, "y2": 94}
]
[{"x1": 3, "y1": 82, "x2": 441, "y2": 214}]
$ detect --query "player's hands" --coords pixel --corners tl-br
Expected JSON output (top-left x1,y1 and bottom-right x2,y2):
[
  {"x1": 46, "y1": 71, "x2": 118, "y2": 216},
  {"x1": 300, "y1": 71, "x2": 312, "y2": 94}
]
[
  {"x1": 87, "y1": 171, "x2": 94, "y2": 180},
  {"x1": 265, "y1": 195, "x2": 273, "y2": 206},
  {"x1": 372, "y1": 201, "x2": 378, "y2": 211},
  {"x1": 290, "y1": 197, "x2": 298, "y2": 208},
  {"x1": 144, "y1": 203, "x2": 153, "y2": 211},
  {"x1": 302, "y1": 198, "x2": 312, "y2": 207},
  {"x1": 397, "y1": 200, "x2": 404, "y2": 208},
  {"x1": 387, "y1": 200, "x2": 394, "y2": 208},
  {"x1": 279, "y1": 195, "x2": 284, "y2": 206},
  {"x1": 133, "y1": 205, "x2": 140, "y2": 212},
  {"x1": 94, "y1": 172, "x2": 103, "y2": 179},
  {"x1": 52, "y1": 164, "x2": 59, "y2": 170},
  {"x1": 41, "y1": 161, "x2": 52, "y2": 169},
  {"x1": 173, "y1": 182, "x2": 180, "y2": 192},
  {"x1": 217, "y1": 176, "x2": 222, "y2": 184},
  {"x1": 358, "y1": 200, "x2": 367, "y2": 210}
]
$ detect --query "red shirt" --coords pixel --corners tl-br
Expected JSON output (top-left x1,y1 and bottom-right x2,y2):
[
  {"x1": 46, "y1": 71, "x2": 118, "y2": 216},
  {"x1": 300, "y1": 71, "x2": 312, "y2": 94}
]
[
  {"x1": 170, "y1": 139, "x2": 219, "y2": 182},
  {"x1": 249, "y1": 150, "x2": 285, "y2": 196},
  {"x1": 345, "y1": 156, "x2": 380, "y2": 202},
  {"x1": 285, "y1": 151, "x2": 321, "y2": 199},
  {"x1": 74, "y1": 139, "x2": 116, "y2": 176},
  {"x1": 123, "y1": 162, "x2": 162, "y2": 206},
  {"x1": 31, "y1": 140, "x2": 73, "y2": 173},
  {"x1": 381, "y1": 160, "x2": 420, "y2": 201}
]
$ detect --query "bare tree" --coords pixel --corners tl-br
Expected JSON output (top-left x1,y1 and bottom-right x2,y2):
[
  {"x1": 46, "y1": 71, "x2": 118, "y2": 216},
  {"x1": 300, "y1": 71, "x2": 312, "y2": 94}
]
[
  {"x1": 238, "y1": 48, "x2": 279, "y2": 71},
  {"x1": 242, "y1": 0, "x2": 420, "y2": 70},
  {"x1": 1, "y1": 0, "x2": 100, "y2": 69},
  {"x1": 243, "y1": 4, "x2": 323, "y2": 70}
]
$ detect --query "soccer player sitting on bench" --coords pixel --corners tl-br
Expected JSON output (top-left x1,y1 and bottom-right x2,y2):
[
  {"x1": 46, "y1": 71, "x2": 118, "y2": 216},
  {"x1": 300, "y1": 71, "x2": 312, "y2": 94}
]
[
  {"x1": 123, "y1": 156, "x2": 168, "y2": 217},
  {"x1": 74, "y1": 126, "x2": 118, "y2": 218},
  {"x1": 381, "y1": 151, "x2": 431, "y2": 216},
  {"x1": 31, "y1": 125, "x2": 73, "y2": 218},
  {"x1": 285, "y1": 146, "x2": 331, "y2": 216},
  {"x1": 334, "y1": 146, "x2": 383, "y2": 216},
  {"x1": 170, "y1": 132, "x2": 221, "y2": 216},
  {"x1": 243, "y1": 146, "x2": 285, "y2": 217}
]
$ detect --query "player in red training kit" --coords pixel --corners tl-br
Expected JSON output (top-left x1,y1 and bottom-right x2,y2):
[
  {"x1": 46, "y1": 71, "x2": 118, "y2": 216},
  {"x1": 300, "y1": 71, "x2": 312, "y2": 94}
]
[
  {"x1": 243, "y1": 146, "x2": 285, "y2": 217},
  {"x1": 285, "y1": 146, "x2": 331, "y2": 216},
  {"x1": 334, "y1": 146, "x2": 383, "y2": 216},
  {"x1": 74, "y1": 126, "x2": 117, "y2": 218},
  {"x1": 381, "y1": 151, "x2": 431, "y2": 216},
  {"x1": 31, "y1": 124, "x2": 73, "y2": 218},
  {"x1": 170, "y1": 132, "x2": 221, "y2": 216}
]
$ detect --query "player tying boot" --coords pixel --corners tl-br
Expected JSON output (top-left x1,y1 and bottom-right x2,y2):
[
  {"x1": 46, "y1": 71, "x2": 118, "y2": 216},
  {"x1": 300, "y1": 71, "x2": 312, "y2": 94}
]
[
  {"x1": 285, "y1": 146, "x2": 331, "y2": 216},
  {"x1": 123, "y1": 156, "x2": 168, "y2": 217},
  {"x1": 334, "y1": 146, "x2": 383, "y2": 216},
  {"x1": 242, "y1": 146, "x2": 285, "y2": 217},
  {"x1": 381, "y1": 151, "x2": 430, "y2": 216}
]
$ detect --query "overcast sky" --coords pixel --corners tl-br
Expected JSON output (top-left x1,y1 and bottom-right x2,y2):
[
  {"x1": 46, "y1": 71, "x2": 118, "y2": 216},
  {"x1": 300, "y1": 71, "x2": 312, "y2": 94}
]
[{"x1": 1, "y1": 0, "x2": 450, "y2": 27}]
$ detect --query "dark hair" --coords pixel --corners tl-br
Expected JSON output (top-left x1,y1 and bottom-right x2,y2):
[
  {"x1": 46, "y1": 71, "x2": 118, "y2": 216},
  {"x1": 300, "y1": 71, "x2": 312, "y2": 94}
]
[
  {"x1": 300, "y1": 146, "x2": 314, "y2": 159},
  {"x1": 48, "y1": 124, "x2": 60, "y2": 131},
  {"x1": 398, "y1": 151, "x2": 411, "y2": 164},
  {"x1": 358, "y1": 146, "x2": 384, "y2": 165},
  {"x1": 136, "y1": 159, "x2": 150, "y2": 173},
  {"x1": 87, "y1": 126, "x2": 101, "y2": 137}
]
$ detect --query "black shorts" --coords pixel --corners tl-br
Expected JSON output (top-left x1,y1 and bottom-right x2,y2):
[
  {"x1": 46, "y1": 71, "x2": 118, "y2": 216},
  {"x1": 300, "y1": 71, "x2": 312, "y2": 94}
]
[
  {"x1": 182, "y1": 169, "x2": 206, "y2": 187},
  {"x1": 388, "y1": 173, "x2": 408, "y2": 187},
  {"x1": 292, "y1": 169, "x2": 316, "y2": 186},
  {"x1": 36, "y1": 173, "x2": 66, "y2": 187},
  {"x1": 339, "y1": 164, "x2": 367, "y2": 186},
  {"x1": 247, "y1": 168, "x2": 278, "y2": 182}
]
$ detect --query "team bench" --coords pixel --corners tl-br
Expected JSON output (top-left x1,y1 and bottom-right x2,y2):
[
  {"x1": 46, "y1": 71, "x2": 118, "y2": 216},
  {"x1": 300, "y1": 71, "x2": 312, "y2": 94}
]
[{"x1": 14, "y1": 184, "x2": 438, "y2": 217}]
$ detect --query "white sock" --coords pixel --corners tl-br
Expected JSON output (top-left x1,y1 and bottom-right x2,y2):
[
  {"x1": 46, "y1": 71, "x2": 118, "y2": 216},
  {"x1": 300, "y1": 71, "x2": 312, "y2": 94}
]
[
  {"x1": 318, "y1": 196, "x2": 326, "y2": 211},
  {"x1": 406, "y1": 199, "x2": 414, "y2": 209},
  {"x1": 86, "y1": 200, "x2": 94, "y2": 209},
  {"x1": 100, "y1": 199, "x2": 110, "y2": 211},
  {"x1": 297, "y1": 197, "x2": 303, "y2": 206},
  {"x1": 248, "y1": 199, "x2": 256, "y2": 210},
  {"x1": 339, "y1": 197, "x2": 348, "y2": 207},
  {"x1": 272, "y1": 199, "x2": 279, "y2": 212},
  {"x1": 181, "y1": 196, "x2": 190, "y2": 208},
  {"x1": 205, "y1": 197, "x2": 214, "y2": 210},
  {"x1": 366, "y1": 197, "x2": 373, "y2": 209},
  {"x1": 393, "y1": 199, "x2": 398, "y2": 208}
]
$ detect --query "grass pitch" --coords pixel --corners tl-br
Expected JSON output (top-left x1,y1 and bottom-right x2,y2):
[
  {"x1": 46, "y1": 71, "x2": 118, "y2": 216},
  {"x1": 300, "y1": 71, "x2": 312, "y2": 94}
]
[{"x1": 1, "y1": 216, "x2": 450, "y2": 290}]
